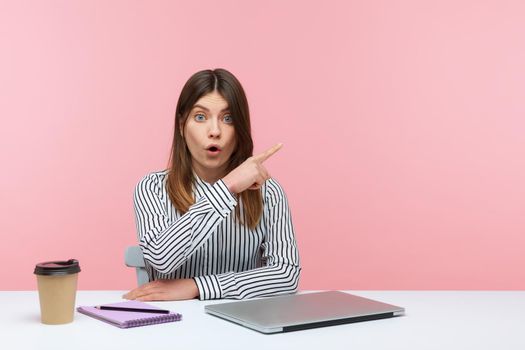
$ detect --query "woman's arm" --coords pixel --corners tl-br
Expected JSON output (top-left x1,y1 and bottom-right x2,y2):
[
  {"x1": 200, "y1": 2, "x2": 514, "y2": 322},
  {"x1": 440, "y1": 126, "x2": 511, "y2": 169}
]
[
  {"x1": 134, "y1": 173, "x2": 237, "y2": 274},
  {"x1": 193, "y1": 178, "x2": 301, "y2": 300}
]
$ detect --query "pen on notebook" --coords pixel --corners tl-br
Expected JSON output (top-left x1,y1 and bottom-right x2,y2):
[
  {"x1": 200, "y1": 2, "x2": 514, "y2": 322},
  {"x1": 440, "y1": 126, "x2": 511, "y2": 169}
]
[{"x1": 94, "y1": 305, "x2": 171, "y2": 314}]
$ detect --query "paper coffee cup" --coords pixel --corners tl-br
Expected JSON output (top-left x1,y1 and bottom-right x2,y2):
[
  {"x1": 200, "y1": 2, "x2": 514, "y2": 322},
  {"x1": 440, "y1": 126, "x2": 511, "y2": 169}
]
[{"x1": 34, "y1": 259, "x2": 81, "y2": 325}]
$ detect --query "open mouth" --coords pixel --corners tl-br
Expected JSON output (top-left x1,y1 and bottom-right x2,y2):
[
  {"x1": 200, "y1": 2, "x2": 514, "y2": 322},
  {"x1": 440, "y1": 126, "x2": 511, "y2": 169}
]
[{"x1": 206, "y1": 145, "x2": 221, "y2": 154}]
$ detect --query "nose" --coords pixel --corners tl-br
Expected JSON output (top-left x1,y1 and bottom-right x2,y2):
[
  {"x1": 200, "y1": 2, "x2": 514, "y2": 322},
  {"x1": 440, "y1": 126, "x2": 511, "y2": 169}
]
[{"x1": 208, "y1": 118, "x2": 221, "y2": 138}]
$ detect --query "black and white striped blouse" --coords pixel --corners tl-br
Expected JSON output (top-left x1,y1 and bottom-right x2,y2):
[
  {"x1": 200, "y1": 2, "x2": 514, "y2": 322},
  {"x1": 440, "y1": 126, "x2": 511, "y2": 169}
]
[{"x1": 133, "y1": 169, "x2": 301, "y2": 300}]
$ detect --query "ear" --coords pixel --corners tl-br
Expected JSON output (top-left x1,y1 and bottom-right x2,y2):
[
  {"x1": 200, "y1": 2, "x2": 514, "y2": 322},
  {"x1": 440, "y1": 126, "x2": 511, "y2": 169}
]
[{"x1": 179, "y1": 119, "x2": 184, "y2": 137}]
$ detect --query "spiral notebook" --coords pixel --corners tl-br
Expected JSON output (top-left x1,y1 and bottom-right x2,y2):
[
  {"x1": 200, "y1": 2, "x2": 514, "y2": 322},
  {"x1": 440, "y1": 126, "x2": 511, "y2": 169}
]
[{"x1": 77, "y1": 300, "x2": 182, "y2": 329}]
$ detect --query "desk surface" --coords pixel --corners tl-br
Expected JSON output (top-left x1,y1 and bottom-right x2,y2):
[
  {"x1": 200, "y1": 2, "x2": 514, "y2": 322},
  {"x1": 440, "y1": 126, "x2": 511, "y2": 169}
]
[{"x1": 2, "y1": 291, "x2": 524, "y2": 350}]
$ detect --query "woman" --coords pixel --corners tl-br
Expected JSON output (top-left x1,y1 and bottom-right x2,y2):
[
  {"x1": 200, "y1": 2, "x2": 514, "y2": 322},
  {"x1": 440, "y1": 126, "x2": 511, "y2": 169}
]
[{"x1": 124, "y1": 68, "x2": 301, "y2": 301}]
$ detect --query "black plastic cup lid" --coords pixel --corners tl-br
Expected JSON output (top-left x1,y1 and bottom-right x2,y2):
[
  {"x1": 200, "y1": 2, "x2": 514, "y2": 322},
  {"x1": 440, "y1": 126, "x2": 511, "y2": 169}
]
[{"x1": 34, "y1": 259, "x2": 81, "y2": 276}]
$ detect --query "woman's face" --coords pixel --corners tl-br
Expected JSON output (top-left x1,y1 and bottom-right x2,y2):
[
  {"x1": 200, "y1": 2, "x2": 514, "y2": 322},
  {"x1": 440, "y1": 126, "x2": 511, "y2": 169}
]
[{"x1": 182, "y1": 91, "x2": 237, "y2": 182}]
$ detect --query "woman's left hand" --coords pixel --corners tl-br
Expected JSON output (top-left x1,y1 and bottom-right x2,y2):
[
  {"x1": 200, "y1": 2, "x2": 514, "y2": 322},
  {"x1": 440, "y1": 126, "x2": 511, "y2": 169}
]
[{"x1": 123, "y1": 278, "x2": 199, "y2": 301}]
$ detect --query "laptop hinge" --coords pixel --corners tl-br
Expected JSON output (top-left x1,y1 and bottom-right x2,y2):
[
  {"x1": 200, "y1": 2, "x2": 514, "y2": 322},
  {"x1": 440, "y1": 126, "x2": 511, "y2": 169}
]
[{"x1": 282, "y1": 312, "x2": 395, "y2": 332}]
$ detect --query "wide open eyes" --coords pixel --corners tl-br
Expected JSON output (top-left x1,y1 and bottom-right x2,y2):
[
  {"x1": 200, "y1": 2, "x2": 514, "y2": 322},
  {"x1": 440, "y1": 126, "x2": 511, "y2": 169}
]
[
  {"x1": 194, "y1": 113, "x2": 206, "y2": 122},
  {"x1": 223, "y1": 115, "x2": 233, "y2": 124},
  {"x1": 193, "y1": 113, "x2": 233, "y2": 124}
]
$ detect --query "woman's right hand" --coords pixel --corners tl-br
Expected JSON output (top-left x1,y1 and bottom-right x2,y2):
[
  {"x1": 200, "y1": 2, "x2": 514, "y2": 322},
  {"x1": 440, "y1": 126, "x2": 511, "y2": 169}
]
[{"x1": 222, "y1": 143, "x2": 283, "y2": 194}]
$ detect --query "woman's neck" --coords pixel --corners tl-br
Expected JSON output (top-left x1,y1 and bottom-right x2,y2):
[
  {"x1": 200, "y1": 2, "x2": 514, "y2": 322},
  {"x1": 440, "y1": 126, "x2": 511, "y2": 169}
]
[{"x1": 192, "y1": 164, "x2": 226, "y2": 185}]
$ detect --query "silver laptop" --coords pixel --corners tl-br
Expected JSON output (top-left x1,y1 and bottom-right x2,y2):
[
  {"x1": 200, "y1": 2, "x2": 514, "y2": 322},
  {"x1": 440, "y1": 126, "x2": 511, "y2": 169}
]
[{"x1": 205, "y1": 291, "x2": 405, "y2": 334}]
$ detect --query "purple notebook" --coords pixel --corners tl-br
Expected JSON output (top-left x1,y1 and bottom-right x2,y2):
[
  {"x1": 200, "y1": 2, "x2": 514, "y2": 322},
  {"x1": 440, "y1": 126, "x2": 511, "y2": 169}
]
[{"x1": 77, "y1": 300, "x2": 182, "y2": 328}]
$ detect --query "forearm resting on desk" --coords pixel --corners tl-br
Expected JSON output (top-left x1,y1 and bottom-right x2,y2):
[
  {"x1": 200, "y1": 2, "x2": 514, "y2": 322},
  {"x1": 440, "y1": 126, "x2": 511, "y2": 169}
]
[{"x1": 123, "y1": 278, "x2": 199, "y2": 301}]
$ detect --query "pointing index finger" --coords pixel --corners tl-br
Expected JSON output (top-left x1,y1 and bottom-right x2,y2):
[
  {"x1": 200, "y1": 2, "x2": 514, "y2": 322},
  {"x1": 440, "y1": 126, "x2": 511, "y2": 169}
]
[{"x1": 255, "y1": 143, "x2": 283, "y2": 162}]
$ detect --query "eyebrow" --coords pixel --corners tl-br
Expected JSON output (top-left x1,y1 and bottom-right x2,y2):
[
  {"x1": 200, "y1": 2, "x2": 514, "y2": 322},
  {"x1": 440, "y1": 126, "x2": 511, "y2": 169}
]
[{"x1": 192, "y1": 104, "x2": 230, "y2": 112}]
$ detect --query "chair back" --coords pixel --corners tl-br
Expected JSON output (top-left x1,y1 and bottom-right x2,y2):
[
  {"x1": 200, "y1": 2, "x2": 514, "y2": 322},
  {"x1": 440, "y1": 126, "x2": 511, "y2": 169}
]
[{"x1": 125, "y1": 246, "x2": 149, "y2": 286}]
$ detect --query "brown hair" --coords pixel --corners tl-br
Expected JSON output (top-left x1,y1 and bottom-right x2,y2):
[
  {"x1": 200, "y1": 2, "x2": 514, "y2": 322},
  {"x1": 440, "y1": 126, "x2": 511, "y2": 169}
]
[{"x1": 166, "y1": 68, "x2": 263, "y2": 228}]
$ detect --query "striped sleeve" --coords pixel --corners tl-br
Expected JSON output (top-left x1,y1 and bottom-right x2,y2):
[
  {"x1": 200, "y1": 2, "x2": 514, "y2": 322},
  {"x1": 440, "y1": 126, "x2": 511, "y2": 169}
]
[
  {"x1": 133, "y1": 174, "x2": 237, "y2": 274},
  {"x1": 193, "y1": 178, "x2": 301, "y2": 300}
]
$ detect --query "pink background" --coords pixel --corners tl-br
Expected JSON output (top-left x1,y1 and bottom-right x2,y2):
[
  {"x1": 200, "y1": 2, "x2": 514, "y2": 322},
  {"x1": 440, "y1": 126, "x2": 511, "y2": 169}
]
[{"x1": 1, "y1": 0, "x2": 524, "y2": 291}]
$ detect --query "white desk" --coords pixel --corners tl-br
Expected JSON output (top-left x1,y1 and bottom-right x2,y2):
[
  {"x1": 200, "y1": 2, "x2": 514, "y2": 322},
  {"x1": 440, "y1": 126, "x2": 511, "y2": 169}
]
[{"x1": 2, "y1": 291, "x2": 524, "y2": 349}]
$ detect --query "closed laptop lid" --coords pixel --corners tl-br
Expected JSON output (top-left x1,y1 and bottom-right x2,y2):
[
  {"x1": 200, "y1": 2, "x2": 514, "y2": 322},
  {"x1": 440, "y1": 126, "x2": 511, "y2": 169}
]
[{"x1": 205, "y1": 291, "x2": 405, "y2": 334}]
